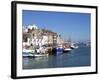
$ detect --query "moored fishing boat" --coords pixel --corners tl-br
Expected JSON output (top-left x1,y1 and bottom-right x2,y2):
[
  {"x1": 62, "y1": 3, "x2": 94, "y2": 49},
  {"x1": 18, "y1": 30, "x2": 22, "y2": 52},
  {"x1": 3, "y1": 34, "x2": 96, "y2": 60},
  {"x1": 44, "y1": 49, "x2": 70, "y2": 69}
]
[
  {"x1": 70, "y1": 43, "x2": 79, "y2": 49},
  {"x1": 23, "y1": 52, "x2": 34, "y2": 57},
  {"x1": 33, "y1": 53, "x2": 48, "y2": 57},
  {"x1": 23, "y1": 49, "x2": 35, "y2": 53},
  {"x1": 71, "y1": 45, "x2": 79, "y2": 49},
  {"x1": 52, "y1": 45, "x2": 63, "y2": 55},
  {"x1": 23, "y1": 52, "x2": 48, "y2": 57},
  {"x1": 23, "y1": 47, "x2": 49, "y2": 57},
  {"x1": 63, "y1": 48, "x2": 72, "y2": 52}
]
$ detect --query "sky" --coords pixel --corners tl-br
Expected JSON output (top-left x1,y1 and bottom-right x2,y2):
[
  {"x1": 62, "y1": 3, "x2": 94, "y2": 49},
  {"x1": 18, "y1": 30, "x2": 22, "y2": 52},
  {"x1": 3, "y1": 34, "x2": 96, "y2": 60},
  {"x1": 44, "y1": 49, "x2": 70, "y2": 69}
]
[{"x1": 22, "y1": 10, "x2": 91, "y2": 42}]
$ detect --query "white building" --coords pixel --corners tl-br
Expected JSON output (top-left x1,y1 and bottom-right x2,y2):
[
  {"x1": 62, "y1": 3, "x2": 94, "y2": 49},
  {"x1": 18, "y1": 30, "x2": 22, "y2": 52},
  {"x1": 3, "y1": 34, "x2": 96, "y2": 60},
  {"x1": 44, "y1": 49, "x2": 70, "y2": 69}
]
[
  {"x1": 28, "y1": 24, "x2": 38, "y2": 29},
  {"x1": 22, "y1": 24, "x2": 58, "y2": 49},
  {"x1": 41, "y1": 36, "x2": 48, "y2": 45}
]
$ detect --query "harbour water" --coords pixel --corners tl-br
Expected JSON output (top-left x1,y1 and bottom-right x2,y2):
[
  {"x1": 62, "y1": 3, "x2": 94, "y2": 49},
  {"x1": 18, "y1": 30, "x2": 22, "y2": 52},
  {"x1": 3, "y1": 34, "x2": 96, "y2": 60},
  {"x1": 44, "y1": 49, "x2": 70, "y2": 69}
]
[{"x1": 23, "y1": 46, "x2": 91, "y2": 69}]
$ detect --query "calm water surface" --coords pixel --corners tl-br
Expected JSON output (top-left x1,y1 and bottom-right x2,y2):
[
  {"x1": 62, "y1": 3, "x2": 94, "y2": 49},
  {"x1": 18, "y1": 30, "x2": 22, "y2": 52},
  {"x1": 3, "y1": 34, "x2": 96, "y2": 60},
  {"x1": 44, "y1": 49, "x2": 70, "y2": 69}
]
[{"x1": 23, "y1": 46, "x2": 91, "y2": 69}]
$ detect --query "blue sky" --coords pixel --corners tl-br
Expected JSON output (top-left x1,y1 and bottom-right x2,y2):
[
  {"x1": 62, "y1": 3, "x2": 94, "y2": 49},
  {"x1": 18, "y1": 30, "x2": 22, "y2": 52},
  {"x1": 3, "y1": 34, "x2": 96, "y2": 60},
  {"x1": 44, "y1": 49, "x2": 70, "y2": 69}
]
[{"x1": 22, "y1": 10, "x2": 91, "y2": 42}]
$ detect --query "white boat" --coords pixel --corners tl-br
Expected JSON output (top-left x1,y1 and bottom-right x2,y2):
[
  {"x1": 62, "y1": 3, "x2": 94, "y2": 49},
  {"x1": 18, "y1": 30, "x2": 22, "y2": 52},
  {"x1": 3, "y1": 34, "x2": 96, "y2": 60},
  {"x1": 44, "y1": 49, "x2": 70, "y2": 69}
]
[
  {"x1": 71, "y1": 43, "x2": 79, "y2": 49},
  {"x1": 23, "y1": 53, "x2": 48, "y2": 57},
  {"x1": 33, "y1": 54, "x2": 48, "y2": 57},
  {"x1": 71, "y1": 45, "x2": 79, "y2": 49},
  {"x1": 63, "y1": 48, "x2": 72, "y2": 52},
  {"x1": 23, "y1": 52, "x2": 34, "y2": 57},
  {"x1": 74, "y1": 46, "x2": 79, "y2": 48},
  {"x1": 23, "y1": 49, "x2": 35, "y2": 53}
]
